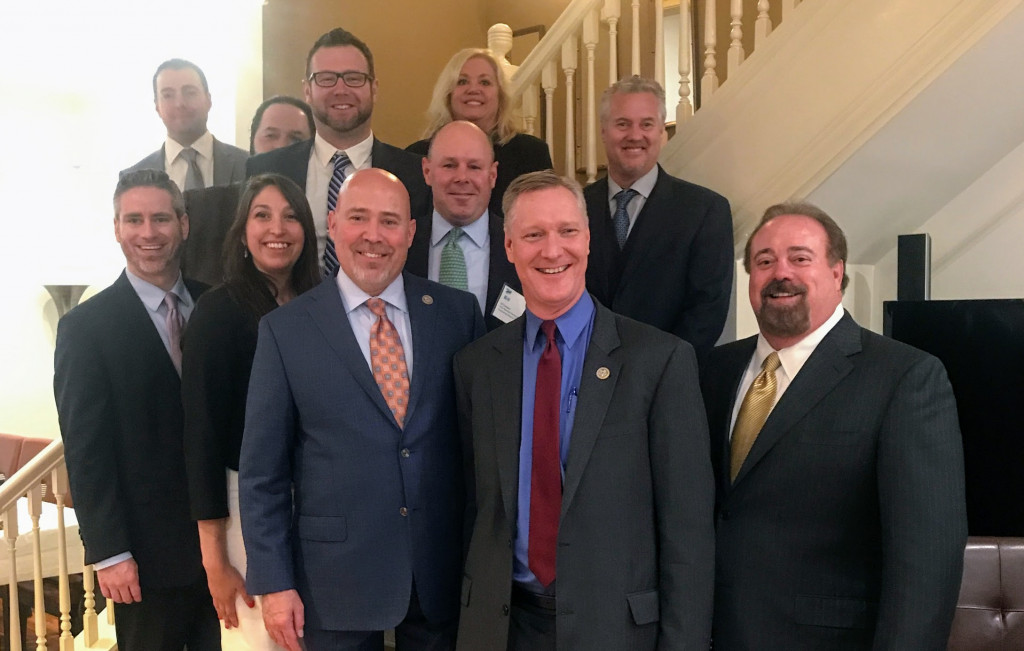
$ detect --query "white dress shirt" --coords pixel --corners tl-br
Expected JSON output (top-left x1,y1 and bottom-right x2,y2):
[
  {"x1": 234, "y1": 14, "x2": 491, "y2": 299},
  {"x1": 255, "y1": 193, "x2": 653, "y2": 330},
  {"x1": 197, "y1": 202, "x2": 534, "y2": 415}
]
[
  {"x1": 729, "y1": 302, "x2": 846, "y2": 436},
  {"x1": 164, "y1": 131, "x2": 214, "y2": 191},
  {"x1": 426, "y1": 210, "x2": 490, "y2": 313},
  {"x1": 605, "y1": 164, "x2": 659, "y2": 238},
  {"x1": 335, "y1": 269, "x2": 414, "y2": 379},
  {"x1": 307, "y1": 132, "x2": 375, "y2": 263}
]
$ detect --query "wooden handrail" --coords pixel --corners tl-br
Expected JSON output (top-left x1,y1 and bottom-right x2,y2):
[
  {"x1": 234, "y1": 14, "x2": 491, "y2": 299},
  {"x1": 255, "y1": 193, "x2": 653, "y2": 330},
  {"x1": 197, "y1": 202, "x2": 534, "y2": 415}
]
[
  {"x1": 509, "y1": 0, "x2": 604, "y2": 98},
  {"x1": 0, "y1": 439, "x2": 63, "y2": 514}
]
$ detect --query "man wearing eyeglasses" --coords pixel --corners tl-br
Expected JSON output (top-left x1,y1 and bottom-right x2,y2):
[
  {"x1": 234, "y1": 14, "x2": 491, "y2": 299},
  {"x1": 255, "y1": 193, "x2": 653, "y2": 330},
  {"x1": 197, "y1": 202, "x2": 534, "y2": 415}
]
[{"x1": 247, "y1": 28, "x2": 430, "y2": 274}]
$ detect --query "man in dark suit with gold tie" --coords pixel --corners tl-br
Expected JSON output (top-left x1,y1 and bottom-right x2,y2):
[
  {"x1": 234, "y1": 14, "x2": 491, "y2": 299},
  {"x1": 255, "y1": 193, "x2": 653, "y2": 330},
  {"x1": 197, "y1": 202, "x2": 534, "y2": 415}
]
[{"x1": 701, "y1": 201, "x2": 967, "y2": 649}]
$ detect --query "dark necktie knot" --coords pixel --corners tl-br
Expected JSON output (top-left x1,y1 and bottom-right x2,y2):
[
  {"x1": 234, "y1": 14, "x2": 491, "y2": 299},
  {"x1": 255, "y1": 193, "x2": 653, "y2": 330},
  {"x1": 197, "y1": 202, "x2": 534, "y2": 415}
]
[
  {"x1": 615, "y1": 188, "x2": 638, "y2": 210},
  {"x1": 612, "y1": 189, "x2": 639, "y2": 249},
  {"x1": 540, "y1": 320, "x2": 558, "y2": 346}
]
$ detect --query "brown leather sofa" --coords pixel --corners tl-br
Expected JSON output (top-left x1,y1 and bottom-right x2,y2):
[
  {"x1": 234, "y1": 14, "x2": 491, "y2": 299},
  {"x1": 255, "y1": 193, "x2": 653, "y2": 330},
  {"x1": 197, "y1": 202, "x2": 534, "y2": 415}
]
[{"x1": 948, "y1": 537, "x2": 1024, "y2": 650}]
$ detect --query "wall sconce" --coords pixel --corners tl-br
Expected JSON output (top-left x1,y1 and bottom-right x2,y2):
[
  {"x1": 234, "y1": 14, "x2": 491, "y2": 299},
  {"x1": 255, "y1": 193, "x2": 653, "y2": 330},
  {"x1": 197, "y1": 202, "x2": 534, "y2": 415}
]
[{"x1": 44, "y1": 285, "x2": 89, "y2": 320}]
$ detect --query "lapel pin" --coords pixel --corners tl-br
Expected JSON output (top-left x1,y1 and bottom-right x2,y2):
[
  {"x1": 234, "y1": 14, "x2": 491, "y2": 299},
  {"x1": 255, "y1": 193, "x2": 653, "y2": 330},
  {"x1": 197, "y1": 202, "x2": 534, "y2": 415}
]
[
  {"x1": 596, "y1": 367, "x2": 610, "y2": 380},
  {"x1": 422, "y1": 295, "x2": 434, "y2": 305}
]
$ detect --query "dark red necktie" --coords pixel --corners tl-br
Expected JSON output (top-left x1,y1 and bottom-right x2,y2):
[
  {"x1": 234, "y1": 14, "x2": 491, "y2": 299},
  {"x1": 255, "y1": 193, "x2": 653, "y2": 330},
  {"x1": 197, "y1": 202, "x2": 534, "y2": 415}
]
[{"x1": 529, "y1": 320, "x2": 561, "y2": 587}]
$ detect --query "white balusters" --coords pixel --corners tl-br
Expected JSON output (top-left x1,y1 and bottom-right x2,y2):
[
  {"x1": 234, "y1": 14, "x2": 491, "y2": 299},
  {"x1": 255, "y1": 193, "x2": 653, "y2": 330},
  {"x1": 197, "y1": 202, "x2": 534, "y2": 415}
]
[
  {"x1": 28, "y1": 485, "x2": 45, "y2": 651},
  {"x1": 5, "y1": 503, "x2": 22, "y2": 651},
  {"x1": 542, "y1": 61, "x2": 558, "y2": 162},
  {"x1": 702, "y1": 0, "x2": 719, "y2": 97},
  {"x1": 562, "y1": 35, "x2": 579, "y2": 176},
  {"x1": 631, "y1": 0, "x2": 641, "y2": 75},
  {"x1": 52, "y1": 466, "x2": 73, "y2": 651},
  {"x1": 677, "y1": 0, "x2": 694, "y2": 122},
  {"x1": 489, "y1": 23, "x2": 539, "y2": 135},
  {"x1": 601, "y1": 0, "x2": 620, "y2": 85},
  {"x1": 81, "y1": 562, "x2": 98, "y2": 645},
  {"x1": 583, "y1": 10, "x2": 600, "y2": 184},
  {"x1": 728, "y1": 0, "x2": 745, "y2": 73},
  {"x1": 756, "y1": 0, "x2": 773, "y2": 45}
]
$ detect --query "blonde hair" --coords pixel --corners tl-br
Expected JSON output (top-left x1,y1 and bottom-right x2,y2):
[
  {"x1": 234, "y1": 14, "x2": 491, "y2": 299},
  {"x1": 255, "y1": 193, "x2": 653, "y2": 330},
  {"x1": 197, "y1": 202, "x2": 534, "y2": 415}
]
[{"x1": 422, "y1": 48, "x2": 521, "y2": 145}]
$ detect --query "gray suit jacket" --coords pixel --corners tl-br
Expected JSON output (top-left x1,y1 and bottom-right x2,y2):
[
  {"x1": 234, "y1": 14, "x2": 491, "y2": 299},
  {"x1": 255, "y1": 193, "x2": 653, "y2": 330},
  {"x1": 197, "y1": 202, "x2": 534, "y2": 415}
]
[
  {"x1": 701, "y1": 313, "x2": 967, "y2": 650},
  {"x1": 122, "y1": 137, "x2": 248, "y2": 187},
  {"x1": 455, "y1": 299, "x2": 715, "y2": 650}
]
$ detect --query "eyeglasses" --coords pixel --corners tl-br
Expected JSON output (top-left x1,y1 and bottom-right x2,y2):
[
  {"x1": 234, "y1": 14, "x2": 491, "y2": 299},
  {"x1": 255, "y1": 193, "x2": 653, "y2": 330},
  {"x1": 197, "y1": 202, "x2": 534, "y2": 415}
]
[{"x1": 307, "y1": 71, "x2": 374, "y2": 89}]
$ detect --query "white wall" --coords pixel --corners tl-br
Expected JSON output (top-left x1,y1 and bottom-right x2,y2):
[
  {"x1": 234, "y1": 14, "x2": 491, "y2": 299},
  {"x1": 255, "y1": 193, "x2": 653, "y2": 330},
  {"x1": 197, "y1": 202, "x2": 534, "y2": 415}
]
[
  {"x1": 872, "y1": 139, "x2": 1024, "y2": 331},
  {"x1": 0, "y1": 0, "x2": 262, "y2": 438}
]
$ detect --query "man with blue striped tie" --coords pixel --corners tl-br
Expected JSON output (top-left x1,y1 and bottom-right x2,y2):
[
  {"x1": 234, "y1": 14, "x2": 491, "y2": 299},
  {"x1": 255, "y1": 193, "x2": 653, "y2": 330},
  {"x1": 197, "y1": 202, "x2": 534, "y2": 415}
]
[{"x1": 247, "y1": 27, "x2": 429, "y2": 275}]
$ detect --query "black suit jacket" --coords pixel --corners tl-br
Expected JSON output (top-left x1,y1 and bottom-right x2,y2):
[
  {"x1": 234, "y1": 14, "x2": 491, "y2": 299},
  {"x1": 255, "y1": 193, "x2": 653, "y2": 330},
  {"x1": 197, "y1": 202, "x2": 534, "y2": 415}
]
[
  {"x1": 584, "y1": 166, "x2": 733, "y2": 362},
  {"x1": 455, "y1": 299, "x2": 715, "y2": 650},
  {"x1": 405, "y1": 211, "x2": 520, "y2": 331},
  {"x1": 246, "y1": 137, "x2": 430, "y2": 219},
  {"x1": 700, "y1": 313, "x2": 967, "y2": 649},
  {"x1": 54, "y1": 272, "x2": 209, "y2": 589},
  {"x1": 181, "y1": 184, "x2": 243, "y2": 286}
]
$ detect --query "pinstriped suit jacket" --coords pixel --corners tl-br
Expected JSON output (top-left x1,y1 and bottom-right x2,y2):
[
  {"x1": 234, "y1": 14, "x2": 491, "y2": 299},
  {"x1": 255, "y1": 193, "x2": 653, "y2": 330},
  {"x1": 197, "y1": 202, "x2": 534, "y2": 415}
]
[{"x1": 701, "y1": 312, "x2": 968, "y2": 649}]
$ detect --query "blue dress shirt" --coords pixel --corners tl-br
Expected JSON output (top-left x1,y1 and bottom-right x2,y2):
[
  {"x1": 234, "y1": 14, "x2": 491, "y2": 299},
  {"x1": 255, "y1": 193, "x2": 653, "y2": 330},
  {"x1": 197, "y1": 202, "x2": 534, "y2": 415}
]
[{"x1": 514, "y1": 293, "x2": 596, "y2": 592}]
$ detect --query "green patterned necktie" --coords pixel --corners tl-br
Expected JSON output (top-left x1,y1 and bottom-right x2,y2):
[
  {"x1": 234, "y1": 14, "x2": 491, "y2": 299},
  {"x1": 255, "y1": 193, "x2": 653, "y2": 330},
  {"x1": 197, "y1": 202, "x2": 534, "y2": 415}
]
[{"x1": 439, "y1": 227, "x2": 468, "y2": 290}]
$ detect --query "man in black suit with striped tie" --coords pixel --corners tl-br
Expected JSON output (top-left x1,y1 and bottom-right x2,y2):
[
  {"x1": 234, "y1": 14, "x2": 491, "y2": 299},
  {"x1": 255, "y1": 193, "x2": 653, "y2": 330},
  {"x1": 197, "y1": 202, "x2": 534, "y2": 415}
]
[{"x1": 246, "y1": 27, "x2": 428, "y2": 274}]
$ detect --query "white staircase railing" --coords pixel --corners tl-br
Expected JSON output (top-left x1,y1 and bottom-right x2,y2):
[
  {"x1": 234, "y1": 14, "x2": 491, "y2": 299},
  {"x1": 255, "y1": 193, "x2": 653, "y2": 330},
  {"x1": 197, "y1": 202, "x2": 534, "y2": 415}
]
[
  {"x1": 490, "y1": 0, "x2": 805, "y2": 180},
  {"x1": 0, "y1": 439, "x2": 115, "y2": 650}
]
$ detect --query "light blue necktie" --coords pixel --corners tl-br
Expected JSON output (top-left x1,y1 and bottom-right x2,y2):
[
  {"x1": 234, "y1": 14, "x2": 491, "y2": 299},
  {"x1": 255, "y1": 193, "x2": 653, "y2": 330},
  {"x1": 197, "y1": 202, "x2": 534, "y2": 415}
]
[{"x1": 613, "y1": 188, "x2": 638, "y2": 249}]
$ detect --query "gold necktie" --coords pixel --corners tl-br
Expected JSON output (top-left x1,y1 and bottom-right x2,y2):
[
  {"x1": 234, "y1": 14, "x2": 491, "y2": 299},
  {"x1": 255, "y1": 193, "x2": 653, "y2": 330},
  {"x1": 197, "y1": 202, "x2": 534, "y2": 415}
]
[{"x1": 730, "y1": 352, "x2": 781, "y2": 481}]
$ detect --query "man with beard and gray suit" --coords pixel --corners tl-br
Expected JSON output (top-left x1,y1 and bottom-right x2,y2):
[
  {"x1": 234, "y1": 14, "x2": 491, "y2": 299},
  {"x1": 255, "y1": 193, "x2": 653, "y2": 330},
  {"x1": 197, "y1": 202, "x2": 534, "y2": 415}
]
[{"x1": 701, "y1": 202, "x2": 967, "y2": 649}]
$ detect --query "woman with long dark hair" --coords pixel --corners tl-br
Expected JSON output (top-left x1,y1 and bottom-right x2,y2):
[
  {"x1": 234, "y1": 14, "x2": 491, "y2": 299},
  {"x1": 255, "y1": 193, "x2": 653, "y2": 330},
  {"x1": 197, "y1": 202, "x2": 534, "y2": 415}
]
[{"x1": 182, "y1": 173, "x2": 320, "y2": 649}]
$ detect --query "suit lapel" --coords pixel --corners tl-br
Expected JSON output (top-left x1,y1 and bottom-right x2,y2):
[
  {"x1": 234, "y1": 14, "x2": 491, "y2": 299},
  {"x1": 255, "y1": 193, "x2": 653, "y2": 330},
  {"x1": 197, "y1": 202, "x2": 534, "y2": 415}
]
[
  {"x1": 616, "y1": 166, "x2": 669, "y2": 294},
  {"x1": 112, "y1": 272, "x2": 179, "y2": 378},
  {"x1": 306, "y1": 278, "x2": 400, "y2": 427},
  {"x1": 405, "y1": 213, "x2": 432, "y2": 278},
  {"x1": 711, "y1": 338, "x2": 757, "y2": 497},
  {"x1": 561, "y1": 302, "x2": 620, "y2": 513},
  {"x1": 211, "y1": 138, "x2": 227, "y2": 186},
  {"x1": 402, "y1": 274, "x2": 435, "y2": 427},
  {"x1": 733, "y1": 314, "x2": 861, "y2": 485},
  {"x1": 485, "y1": 213, "x2": 516, "y2": 317},
  {"x1": 489, "y1": 321, "x2": 526, "y2": 523}
]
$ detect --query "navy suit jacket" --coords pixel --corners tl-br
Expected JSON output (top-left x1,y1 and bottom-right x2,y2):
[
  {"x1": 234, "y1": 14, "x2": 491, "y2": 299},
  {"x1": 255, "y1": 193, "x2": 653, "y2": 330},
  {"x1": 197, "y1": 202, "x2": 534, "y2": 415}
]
[
  {"x1": 404, "y1": 210, "x2": 521, "y2": 331},
  {"x1": 54, "y1": 272, "x2": 208, "y2": 589},
  {"x1": 245, "y1": 137, "x2": 430, "y2": 219},
  {"x1": 121, "y1": 138, "x2": 248, "y2": 186},
  {"x1": 239, "y1": 273, "x2": 484, "y2": 632},
  {"x1": 584, "y1": 165, "x2": 733, "y2": 363},
  {"x1": 700, "y1": 313, "x2": 967, "y2": 649}
]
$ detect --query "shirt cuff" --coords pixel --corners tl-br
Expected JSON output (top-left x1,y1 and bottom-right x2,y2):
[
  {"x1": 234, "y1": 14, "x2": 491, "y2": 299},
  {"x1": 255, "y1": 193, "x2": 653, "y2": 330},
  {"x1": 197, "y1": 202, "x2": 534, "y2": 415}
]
[{"x1": 93, "y1": 552, "x2": 133, "y2": 570}]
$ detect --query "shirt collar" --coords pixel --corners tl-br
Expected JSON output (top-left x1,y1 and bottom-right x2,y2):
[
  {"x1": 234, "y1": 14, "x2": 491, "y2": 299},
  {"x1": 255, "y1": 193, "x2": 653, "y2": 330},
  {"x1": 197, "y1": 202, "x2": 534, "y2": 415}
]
[
  {"x1": 607, "y1": 163, "x2": 659, "y2": 201},
  {"x1": 335, "y1": 268, "x2": 408, "y2": 315},
  {"x1": 754, "y1": 301, "x2": 846, "y2": 380},
  {"x1": 430, "y1": 209, "x2": 490, "y2": 248},
  {"x1": 165, "y1": 130, "x2": 213, "y2": 163},
  {"x1": 312, "y1": 130, "x2": 374, "y2": 170},
  {"x1": 524, "y1": 292, "x2": 595, "y2": 352},
  {"x1": 125, "y1": 269, "x2": 191, "y2": 312}
]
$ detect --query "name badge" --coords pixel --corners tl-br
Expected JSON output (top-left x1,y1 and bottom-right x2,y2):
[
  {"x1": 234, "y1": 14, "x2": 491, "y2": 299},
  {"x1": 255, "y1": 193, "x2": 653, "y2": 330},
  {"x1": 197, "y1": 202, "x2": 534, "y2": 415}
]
[{"x1": 491, "y1": 284, "x2": 526, "y2": 323}]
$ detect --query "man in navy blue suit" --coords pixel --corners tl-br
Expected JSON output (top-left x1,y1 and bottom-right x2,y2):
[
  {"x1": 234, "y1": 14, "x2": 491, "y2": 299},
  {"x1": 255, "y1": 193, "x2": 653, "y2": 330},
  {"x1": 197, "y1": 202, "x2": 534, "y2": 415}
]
[{"x1": 240, "y1": 169, "x2": 484, "y2": 650}]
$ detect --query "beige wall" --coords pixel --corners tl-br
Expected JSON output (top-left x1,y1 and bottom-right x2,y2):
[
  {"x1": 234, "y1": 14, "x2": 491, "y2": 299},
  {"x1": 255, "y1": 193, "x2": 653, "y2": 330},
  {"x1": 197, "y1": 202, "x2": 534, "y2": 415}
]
[{"x1": 262, "y1": 0, "x2": 491, "y2": 148}]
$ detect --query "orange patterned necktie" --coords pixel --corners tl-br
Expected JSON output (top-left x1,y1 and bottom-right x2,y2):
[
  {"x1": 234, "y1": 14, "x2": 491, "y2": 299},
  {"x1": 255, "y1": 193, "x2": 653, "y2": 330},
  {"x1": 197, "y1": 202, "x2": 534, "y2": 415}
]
[{"x1": 366, "y1": 297, "x2": 410, "y2": 427}]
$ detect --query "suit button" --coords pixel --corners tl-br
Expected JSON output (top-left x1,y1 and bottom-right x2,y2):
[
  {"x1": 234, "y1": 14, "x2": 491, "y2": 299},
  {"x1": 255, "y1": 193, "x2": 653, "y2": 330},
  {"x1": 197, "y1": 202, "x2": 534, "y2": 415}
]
[
  {"x1": 400, "y1": 507, "x2": 408, "y2": 516},
  {"x1": 507, "y1": 538, "x2": 513, "y2": 549},
  {"x1": 720, "y1": 510, "x2": 730, "y2": 520},
  {"x1": 502, "y1": 604, "x2": 509, "y2": 616},
  {"x1": 401, "y1": 448, "x2": 410, "y2": 458}
]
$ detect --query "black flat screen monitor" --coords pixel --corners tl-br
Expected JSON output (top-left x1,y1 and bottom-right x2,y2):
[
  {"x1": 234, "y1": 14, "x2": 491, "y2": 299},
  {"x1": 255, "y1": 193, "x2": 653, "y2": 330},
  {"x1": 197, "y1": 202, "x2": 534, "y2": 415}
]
[{"x1": 884, "y1": 299, "x2": 1024, "y2": 536}]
